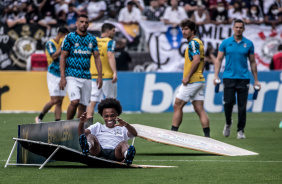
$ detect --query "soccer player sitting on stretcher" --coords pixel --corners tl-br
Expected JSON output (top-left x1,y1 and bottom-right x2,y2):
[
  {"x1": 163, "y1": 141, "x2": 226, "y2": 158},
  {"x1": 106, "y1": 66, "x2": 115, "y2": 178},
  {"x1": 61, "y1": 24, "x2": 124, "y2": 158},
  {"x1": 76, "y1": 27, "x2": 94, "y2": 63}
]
[{"x1": 78, "y1": 98, "x2": 137, "y2": 165}]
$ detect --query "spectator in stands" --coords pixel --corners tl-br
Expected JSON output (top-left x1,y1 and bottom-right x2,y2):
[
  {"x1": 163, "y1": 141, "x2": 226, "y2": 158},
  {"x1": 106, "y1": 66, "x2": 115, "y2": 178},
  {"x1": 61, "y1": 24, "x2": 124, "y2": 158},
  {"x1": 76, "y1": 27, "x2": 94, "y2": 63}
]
[
  {"x1": 87, "y1": 0, "x2": 107, "y2": 23},
  {"x1": 179, "y1": 0, "x2": 205, "y2": 18},
  {"x1": 190, "y1": 4, "x2": 210, "y2": 25},
  {"x1": 66, "y1": 3, "x2": 80, "y2": 29},
  {"x1": 246, "y1": 4, "x2": 264, "y2": 24},
  {"x1": 55, "y1": 0, "x2": 69, "y2": 17},
  {"x1": 75, "y1": 0, "x2": 88, "y2": 14},
  {"x1": 38, "y1": 11, "x2": 57, "y2": 30},
  {"x1": 270, "y1": 44, "x2": 282, "y2": 70},
  {"x1": 106, "y1": 0, "x2": 125, "y2": 21},
  {"x1": 211, "y1": 1, "x2": 230, "y2": 24},
  {"x1": 229, "y1": 0, "x2": 249, "y2": 10},
  {"x1": 264, "y1": 3, "x2": 282, "y2": 31},
  {"x1": 115, "y1": 38, "x2": 132, "y2": 71},
  {"x1": 162, "y1": 0, "x2": 188, "y2": 27},
  {"x1": 228, "y1": 1, "x2": 247, "y2": 22},
  {"x1": 204, "y1": 44, "x2": 216, "y2": 71},
  {"x1": 38, "y1": 0, "x2": 56, "y2": 19},
  {"x1": 125, "y1": 0, "x2": 145, "y2": 12},
  {"x1": 143, "y1": 0, "x2": 162, "y2": 21},
  {"x1": 273, "y1": 0, "x2": 282, "y2": 14},
  {"x1": 118, "y1": 1, "x2": 142, "y2": 50},
  {"x1": 157, "y1": 0, "x2": 168, "y2": 19},
  {"x1": 25, "y1": 3, "x2": 40, "y2": 24},
  {"x1": 1, "y1": 6, "x2": 11, "y2": 24},
  {"x1": 206, "y1": 0, "x2": 229, "y2": 16},
  {"x1": 247, "y1": 0, "x2": 265, "y2": 16},
  {"x1": 6, "y1": 5, "x2": 26, "y2": 28}
]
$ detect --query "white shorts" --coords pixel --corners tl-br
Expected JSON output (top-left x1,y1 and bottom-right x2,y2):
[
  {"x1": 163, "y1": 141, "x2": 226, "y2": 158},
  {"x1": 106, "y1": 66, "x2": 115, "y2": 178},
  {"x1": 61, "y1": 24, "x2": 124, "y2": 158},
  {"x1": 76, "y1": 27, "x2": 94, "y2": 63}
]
[
  {"x1": 90, "y1": 80, "x2": 117, "y2": 102},
  {"x1": 66, "y1": 76, "x2": 92, "y2": 106},
  {"x1": 176, "y1": 82, "x2": 205, "y2": 102},
  {"x1": 47, "y1": 72, "x2": 66, "y2": 97}
]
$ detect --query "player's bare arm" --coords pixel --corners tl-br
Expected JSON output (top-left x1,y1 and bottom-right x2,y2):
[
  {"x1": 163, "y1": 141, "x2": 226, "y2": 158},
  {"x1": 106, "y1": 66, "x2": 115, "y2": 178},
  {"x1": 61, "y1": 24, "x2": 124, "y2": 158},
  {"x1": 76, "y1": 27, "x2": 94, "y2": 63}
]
[
  {"x1": 182, "y1": 54, "x2": 201, "y2": 85},
  {"x1": 249, "y1": 54, "x2": 261, "y2": 90},
  {"x1": 51, "y1": 46, "x2": 62, "y2": 60},
  {"x1": 78, "y1": 112, "x2": 92, "y2": 136},
  {"x1": 115, "y1": 117, "x2": 137, "y2": 137},
  {"x1": 108, "y1": 51, "x2": 118, "y2": 83},
  {"x1": 93, "y1": 50, "x2": 103, "y2": 89},
  {"x1": 213, "y1": 51, "x2": 224, "y2": 85},
  {"x1": 59, "y1": 50, "x2": 69, "y2": 90}
]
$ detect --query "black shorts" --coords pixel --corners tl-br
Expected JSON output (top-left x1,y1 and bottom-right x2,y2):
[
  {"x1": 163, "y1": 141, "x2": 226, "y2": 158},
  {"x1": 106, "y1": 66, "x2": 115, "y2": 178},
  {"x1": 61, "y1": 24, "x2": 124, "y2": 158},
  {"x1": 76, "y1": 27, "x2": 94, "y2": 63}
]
[{"x1": 98, "y1": 146, "x2": 120, "y2": 161}]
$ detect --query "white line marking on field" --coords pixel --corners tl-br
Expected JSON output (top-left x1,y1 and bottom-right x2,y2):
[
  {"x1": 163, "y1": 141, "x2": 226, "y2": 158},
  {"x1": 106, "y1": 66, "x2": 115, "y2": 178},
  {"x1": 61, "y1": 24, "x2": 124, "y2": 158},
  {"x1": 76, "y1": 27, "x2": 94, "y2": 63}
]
[{"x1": 135, "y1": 160, "x2": 282, "y2": 163}]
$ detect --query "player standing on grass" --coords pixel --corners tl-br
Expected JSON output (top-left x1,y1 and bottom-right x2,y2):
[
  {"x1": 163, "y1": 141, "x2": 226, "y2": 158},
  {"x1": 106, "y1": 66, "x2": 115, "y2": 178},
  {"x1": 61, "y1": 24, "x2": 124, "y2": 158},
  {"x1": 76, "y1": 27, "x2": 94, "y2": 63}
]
[
  {"x1": 78, "y1": 98, "x2": 137, "y2": 165},
  {"x1": 171, "y1": 19, "x2": 210, "y2": 137},
  {"x1": 59, "y1": 14, "x2": 103, "y2": 120},
  {"x1": 214, "y1": 19, "x2": 261, "y2": 139},
  {"x1": 35, "y1": 27, "x2": 69, "y2": 123},
  {"x1": 87, "y1": 23, "x2": 118, "y2": 118}
]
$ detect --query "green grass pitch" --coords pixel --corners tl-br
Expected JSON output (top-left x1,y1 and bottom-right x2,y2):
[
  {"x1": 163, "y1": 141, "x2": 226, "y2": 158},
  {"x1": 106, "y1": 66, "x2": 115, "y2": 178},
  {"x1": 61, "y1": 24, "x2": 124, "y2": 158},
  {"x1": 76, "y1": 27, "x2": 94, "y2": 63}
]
[{"x1": 0, "y1": 112, "x2": 282, "y2": 184}]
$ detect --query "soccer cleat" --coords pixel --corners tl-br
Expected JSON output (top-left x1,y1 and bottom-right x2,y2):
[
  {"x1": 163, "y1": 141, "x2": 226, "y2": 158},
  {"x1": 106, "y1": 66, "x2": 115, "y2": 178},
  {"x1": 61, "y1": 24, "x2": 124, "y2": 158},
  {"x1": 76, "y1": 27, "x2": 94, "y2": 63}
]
[
  {"x1": 35, "y1": 116, "x2": 42, "y2": 123},
  {"x1": 125, "y1": 145, "x2": 136, "y2": 166},
  {"x1": 237, "y1": 130, "x2": 246, "y2": 139},
  {"x1": 79, "y1": 134, "x2": 89, "y2": 156},
  {"x1": 223, "y1": 123, "x2": 232, "y2": 137}
]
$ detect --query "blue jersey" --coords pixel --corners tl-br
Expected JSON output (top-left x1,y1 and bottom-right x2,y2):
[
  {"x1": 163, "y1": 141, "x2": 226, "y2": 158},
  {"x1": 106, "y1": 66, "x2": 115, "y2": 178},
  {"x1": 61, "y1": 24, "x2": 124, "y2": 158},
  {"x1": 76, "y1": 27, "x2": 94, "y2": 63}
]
[
  {"x1": 61, "y1": 32, "x2": 99, "y2": 79},
  {"x1": 219, "y1": 35, "x2": 254, "y2": 79},
  {"x1": 45, "y1": 39, "x2": 60, "y2": 77}
]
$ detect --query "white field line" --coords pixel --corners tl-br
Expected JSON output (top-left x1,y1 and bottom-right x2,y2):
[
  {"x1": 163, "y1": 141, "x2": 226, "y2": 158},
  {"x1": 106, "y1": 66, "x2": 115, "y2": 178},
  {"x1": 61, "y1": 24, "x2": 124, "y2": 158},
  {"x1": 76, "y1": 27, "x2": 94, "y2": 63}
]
[{"x1": 134, "y1": 160, "x2": 282, "y2": 163}]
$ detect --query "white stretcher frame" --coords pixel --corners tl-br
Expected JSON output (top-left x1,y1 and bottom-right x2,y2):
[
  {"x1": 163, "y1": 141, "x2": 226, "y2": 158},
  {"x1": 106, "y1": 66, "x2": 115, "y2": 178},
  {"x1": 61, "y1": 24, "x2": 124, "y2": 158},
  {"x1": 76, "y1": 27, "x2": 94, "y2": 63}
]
[{"x1": 5, "y1": 138, "x2": 62, "y2": 169}]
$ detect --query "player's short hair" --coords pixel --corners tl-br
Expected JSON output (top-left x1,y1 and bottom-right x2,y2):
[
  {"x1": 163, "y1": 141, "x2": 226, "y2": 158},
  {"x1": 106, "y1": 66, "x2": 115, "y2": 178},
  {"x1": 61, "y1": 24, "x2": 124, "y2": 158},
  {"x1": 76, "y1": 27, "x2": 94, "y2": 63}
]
[
  {"x1": 78, "y1": 14, "x2": 88, "y2": 19},
  {"x1": 58, "y1": 27, "x2": 70, "y2": 34},
  {"x1": 101, "y1": 23, "x2": 115, "y2": 33},
  {"x1": 233, "y1": 19, "x2": 245, "y2": 28},
  {"x1": 180, "y1": 19, "x2": 197, "y2": 35},
  {"x1": 98, "y1": 98, "x2": 122, "y2": 116},
  {"x1": 278, "y1": 44, "x2": 282, "y2": 51}
]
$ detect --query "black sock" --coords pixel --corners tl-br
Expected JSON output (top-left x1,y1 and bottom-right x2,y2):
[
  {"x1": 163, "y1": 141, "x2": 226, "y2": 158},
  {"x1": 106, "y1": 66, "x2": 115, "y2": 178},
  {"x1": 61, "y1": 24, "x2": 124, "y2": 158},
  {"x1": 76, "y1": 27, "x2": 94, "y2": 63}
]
[
  {"x1": 203, "y1": 127, "x2": 210, "y2": 137},
  {"x1": 38, "y1": 113, "x2": 45, "y2": 120},
  {"x1": 55, "y1": 119, "x2": 60, "y2": 121},
  {"x1": 171, "y1": 125, "x2": 179, "y2": 131}
]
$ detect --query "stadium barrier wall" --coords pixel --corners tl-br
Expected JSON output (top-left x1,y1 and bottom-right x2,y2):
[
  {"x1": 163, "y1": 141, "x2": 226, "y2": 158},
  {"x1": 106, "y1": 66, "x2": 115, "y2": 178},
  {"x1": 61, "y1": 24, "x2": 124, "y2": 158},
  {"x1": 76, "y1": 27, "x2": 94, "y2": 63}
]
[{"x1": 0, "y1": 71, "x2": 281, "y2": 113}]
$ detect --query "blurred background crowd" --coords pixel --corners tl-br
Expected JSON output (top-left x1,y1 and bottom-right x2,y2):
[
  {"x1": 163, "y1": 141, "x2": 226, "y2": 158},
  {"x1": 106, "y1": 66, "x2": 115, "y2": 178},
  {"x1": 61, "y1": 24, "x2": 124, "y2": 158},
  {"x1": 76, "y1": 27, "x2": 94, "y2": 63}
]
[{"x1": 0, "y1": 0, "x2": 282, "y2": 71}]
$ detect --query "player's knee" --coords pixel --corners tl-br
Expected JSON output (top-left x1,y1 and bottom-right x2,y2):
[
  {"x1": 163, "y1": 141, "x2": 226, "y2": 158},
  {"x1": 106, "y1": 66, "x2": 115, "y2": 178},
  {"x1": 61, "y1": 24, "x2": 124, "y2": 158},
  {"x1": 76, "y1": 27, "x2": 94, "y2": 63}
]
[{"x1": 70, "y1": 100, "x2": 80, "y2": 107}]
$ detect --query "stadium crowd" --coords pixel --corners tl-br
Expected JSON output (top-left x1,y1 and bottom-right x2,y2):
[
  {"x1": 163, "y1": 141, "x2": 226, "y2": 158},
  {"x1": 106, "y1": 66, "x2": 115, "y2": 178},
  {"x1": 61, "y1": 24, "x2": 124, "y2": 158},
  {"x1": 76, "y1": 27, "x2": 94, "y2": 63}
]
[{"x1": 0, "y1": 0, "x2": 282, "y2": 70}]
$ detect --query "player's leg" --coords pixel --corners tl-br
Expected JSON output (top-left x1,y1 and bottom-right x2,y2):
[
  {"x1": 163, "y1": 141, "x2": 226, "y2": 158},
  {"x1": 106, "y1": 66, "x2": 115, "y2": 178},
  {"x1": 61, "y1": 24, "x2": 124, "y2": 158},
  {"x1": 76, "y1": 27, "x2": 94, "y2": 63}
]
[
  {"x1": 53, "y1": 96, "x2": 63, "y2": 121},
  {"x1": 79, "y1": 133, "x2": 101, "y2": 156},
  {"x1": 192, "y1": 100, "x2": 210, "y2": 137},
  {"x1": 172, "y1": 83, "x2": 194, "y2": 131},
  {"x1": 66, "y1": 77, "x2": 82, "y2": 120},
  {"x1": 115, "y1": 141, "x2": 136, "y2": 165},
  {"x1": 67, "y1": 100, "x2": 79, "y2": 120},
  {"x1": 86, "y1": 134, "x2": 101, "y2": 156},
  {"x1": 103, "y1": 80, "x2": 117, "y2": 99},
  {"x1": 223, "y1": 79, "x2": 236, "y2": 137},
  {"x1": 172, "y1": 98, "x2": 187, "y2": 130},
  {"x1": 78, "y1": 78, "x2": 92, "y2": 119},
  {"x1": 236, "y1": 79, "x2": 249, "y2": 138},
  {"x1": 35, "y1": 72, "x2": 59, "y2": 123},
  {"x1": 77, "y1": 104, "x2": 86, "y2": 119},
  {"x1": 115, "y1": 141, "x2": 129, "y2": 160},
  {"x1": 87, "y1": 80, "x2": 102, "y2": 118},
  {"x1": 35, "y1": 99, "x2": 55, "y2": 123}
]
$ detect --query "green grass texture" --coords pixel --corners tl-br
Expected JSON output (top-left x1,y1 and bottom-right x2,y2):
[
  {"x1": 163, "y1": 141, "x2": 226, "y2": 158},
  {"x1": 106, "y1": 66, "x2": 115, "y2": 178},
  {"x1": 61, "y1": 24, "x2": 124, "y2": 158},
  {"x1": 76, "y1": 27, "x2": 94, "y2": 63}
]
[{"x1": 0, "y1": 112, "x2": 282, "y2": 184}]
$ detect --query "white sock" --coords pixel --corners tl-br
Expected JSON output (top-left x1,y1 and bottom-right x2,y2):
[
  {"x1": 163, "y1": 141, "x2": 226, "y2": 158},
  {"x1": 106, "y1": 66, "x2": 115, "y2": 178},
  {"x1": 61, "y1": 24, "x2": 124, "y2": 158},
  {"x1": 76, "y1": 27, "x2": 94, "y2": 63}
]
[
  {"x1": 124, "y1": 150, "x2": 128, "y2": 158},
  {"x1": 88, "y1": 142, "x2": 92, "y2": 150}
]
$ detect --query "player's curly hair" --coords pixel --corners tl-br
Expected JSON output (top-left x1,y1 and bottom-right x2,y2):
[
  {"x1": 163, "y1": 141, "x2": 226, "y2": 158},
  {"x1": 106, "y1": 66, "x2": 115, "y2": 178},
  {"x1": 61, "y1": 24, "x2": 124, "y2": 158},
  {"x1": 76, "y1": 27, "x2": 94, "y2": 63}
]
[{"x1": 98, "y1": 98, "x2": 122, "y2": 116}]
